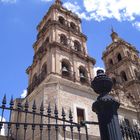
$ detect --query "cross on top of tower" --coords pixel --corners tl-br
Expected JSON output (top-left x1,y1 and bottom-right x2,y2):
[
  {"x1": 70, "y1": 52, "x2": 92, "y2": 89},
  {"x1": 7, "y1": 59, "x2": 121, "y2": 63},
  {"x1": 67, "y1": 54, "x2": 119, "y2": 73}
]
[{"x1": 111, "y1": 26, "x2": 115, "y2": 33}]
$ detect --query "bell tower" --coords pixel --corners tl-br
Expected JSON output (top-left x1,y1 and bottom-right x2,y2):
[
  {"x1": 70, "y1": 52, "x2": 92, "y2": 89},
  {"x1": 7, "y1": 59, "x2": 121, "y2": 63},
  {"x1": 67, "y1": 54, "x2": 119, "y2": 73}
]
[
  {"x1": 24, "y1": 0, "x2": 98, "y2": 138},
  {"x1": 102, "y1": 30, "x2": 140, "y2": 122},
  {"x1": 26, "y1": 0, "x2": 95, "y2": 94}
]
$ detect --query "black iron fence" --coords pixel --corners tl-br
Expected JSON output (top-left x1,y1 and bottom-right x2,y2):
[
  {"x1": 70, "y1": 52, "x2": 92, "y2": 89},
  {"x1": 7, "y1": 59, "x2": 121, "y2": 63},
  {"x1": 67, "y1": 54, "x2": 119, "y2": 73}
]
[
  {"x1": 120, "y1": 122, "x2": 140, "y2": 140},
  {"x1": 0, "y1": 95, "x2": 90, "y2": 140},
  {"x1": 0, "y1": 71, "x2": 140, "y2": 140}
]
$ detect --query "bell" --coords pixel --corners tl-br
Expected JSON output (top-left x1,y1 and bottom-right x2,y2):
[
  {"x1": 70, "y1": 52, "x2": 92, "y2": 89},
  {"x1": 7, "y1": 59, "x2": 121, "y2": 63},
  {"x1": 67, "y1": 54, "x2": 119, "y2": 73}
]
[
  {"x1": 80, "y1": 73, "x2": 85, "y2": 78},
  {"x1": 62, "y1": 66, "x2": 68, "y2": 73}
]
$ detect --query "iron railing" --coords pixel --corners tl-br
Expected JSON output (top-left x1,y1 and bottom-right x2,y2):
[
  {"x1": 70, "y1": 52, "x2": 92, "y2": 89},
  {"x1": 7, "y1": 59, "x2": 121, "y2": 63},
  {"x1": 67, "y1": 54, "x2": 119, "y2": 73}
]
[
  {"x1": 0, "y1": 95, "x2": 90, "y2": 140},
  {"x1": 120, "y1": 123, "x2": 140, "y2": 140}
]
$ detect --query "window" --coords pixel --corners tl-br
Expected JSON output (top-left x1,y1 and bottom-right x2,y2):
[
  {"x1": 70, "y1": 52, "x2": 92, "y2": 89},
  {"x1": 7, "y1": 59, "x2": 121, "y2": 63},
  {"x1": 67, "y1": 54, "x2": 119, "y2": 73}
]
[
  {"x1": 117, "y1": 53, "x2": 122, "y2": 62},
  {"x1": 59, "y1": 16, "x2": 65, "y2": 25},
  {"x1": 77, "y1": 108, "x2": 85, "y2": 124},
  {"x1": 124, "y1": 118, "x2": 130, "y2": 127},
  {"x1": 45, "y1": 37, "x2": 49, "y2": 44},
  {"x1": 120, "y1": 71, "x2": 127, "y2": 82},
  {"x1": 32, "y1": 73, "x2": 37, "y2": 83},
  {"x1": 60, "y1": 34, "x2": 67, "y2": 45},
  {"x1": 134, "y1": 55, "x2": 138, "y2": 61},
  {"x1": 127, "y1": 51, "x2": 130, "y2": 57},
  {"x1": 32, "y1": 73, "x2": 38, "y2": 87},
  {"x1": 112, "y1": 77, "x2": 116, "y2": 86},
  {"x1": 70, "y1": 22, "x2": 76, "y2": 30},
  {"x1": 134, "y1": 69, "x2": 140, "y2": 80},
  {"x1": 109, "y1": 59, "x2": 113, "y2": 66},
  {"x1": 79, "y1": 66, "x2": 88, "y2": 83},
  {"x1": 61, "y1": 60, "x2": 71, "y2": 77},
  {"x1": 74, "y1": 40, "x2": 81, "y2": 51},
  {"x1": 42, "y1": 63, "x2": 47, "y2": 75}
]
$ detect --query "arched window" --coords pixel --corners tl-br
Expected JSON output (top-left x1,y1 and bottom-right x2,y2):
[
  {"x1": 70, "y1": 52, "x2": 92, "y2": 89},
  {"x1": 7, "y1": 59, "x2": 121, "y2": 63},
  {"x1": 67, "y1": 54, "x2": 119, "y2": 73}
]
[
  {"x1": 120, "y1": 71, "x2": 127, "y2": 82},
  {"x1": 124, "y1": 118, "x2": 130, "y2": 127},
  {"x1": 134, "y1": 55, "x2": 138, "y2": 61},
  {"x1": 41, "y1": 63, "x2": 47, "y2": 80},
  {"x1": 45, "y1": 37, "x2": 49, "y2": 44},
  {"x1": 117, "y1": 53, "x2": 122, "y2": 62},
  {"x1": 60, "y1": 34, "x2": 67, "y2": 45},
  {"x1": 42, "y1": 63, "x2": 47, "y2": 74},
  {"x1": 134, "y1": 69, "x2": 140, "y2": 80},
  {"x1": 79, "y1": 66, "x2": 88, "y2": 83},
  {"x1": 61, "y1": 59, "x2": 71, "y2": 77},
  {"x1": 59, "y1": 16, "x2": 65, "y2": 25},
  {"x1": 74, "y1": 40, "x2": 81, "y2": 51},
  {"x1": 70, "y1": 22, "x2": 76, "y2": 30},
  {"x1": 32, "y1": 73, "x2": 38, "y2": 87},
  {"x1": 32, "y1": 73, "x2": 37, "y2": 83},
  {"x1": 109, "y1": 59, "x2": 113, "y2": 66},
  {"x1": 112, "y1": 77, "x2": 116, "y2": 86},
  {"x1": 127, "y1": 51, "x2": 130, "y2": 57}
]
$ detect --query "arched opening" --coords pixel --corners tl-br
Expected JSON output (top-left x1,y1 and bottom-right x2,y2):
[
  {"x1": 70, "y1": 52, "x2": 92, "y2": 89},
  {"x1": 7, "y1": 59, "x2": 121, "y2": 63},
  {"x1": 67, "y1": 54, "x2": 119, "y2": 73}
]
[
  {"x1": 120, "y1": 71, "x2": 127, "y2": 82},
  {"x1": 117, "y1": 53, "x2": 122, "y2": 62},
  {"x1": 70, "y1": 22, "x2": 76, "y2": 30},
  {"x1": 134, "y1": 55, "x2": 138, "y2": 61},
  {"x1": 109, "y1": 59, "x2": 113, "y2": 66},
  {"x1": 112, "y1": 77, "x2": 116, "y2": 86},
  {"x1": 61, "y1": 59, "x2": 71, "y2": 77},
  {"x1": 79, "y1": 66, "x2": 88, "y2": 83},
  {"x1": 134, "y1": 69, "x2": 140, "y2": 80},
  {"x1": 42, "y1": 63, "x2": 47, "y2": 75},
  {"x1": 59, "y1": 16, "x2": 65, "y2": 25},
  {"x1": 32, "y1": 73, "x2": 38, "y2": 87},
  {"x1": 74, "y1": 40, "x2": 81, "y2": 51},
  {"x1": 45, "y1": 37, "x2": 49, "y2": 44},
  {"x1": 127, "y1": 51, "x2": 130, "y2": 57},
  {"x1": 124, "y1": 118, "x2": 130, "y2": 127},
  {"x1": 60, "y1": 34, "x2": 67, "y2": 45},
  {"x1": 32, "y1": 73, "x2": 37, "y2": 83}
]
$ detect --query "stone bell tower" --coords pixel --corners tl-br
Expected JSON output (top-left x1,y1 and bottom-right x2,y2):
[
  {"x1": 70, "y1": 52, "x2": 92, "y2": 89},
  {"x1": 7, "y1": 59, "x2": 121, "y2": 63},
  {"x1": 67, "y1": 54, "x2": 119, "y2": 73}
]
[
  {"x1": 102, "y1": 29, "x2": 140, "y2": 125},
  {"x1": 23, "y1": 0, "x2": 99, "y2": 139}
]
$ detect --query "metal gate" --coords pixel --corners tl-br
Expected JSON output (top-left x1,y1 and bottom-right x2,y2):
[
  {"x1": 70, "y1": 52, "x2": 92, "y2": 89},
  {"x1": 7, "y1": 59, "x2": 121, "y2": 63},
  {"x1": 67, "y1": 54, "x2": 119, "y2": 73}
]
[{"x1": 0, "y1": 95, "x2": 95, "y2": 140}]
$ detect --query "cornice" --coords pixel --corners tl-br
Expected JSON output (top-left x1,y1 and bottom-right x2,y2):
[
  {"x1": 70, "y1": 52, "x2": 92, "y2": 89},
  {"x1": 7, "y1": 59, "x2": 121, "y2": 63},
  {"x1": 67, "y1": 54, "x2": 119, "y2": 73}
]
[
  {"x1": 102, "y1": 40, "x2": 139, "y2": 58},
  {"x1": 106, "y1": 56, "x2": 140, "y2": 73},
  {"x1": 50, "y1": 42, "x2": 96, "y2": 65},
  {"x1": 36, "y1": 20, "x2": 87, "y2": 42},
  {"x1": 37, "y1": 4, "x2": 81, "y2": 32}
]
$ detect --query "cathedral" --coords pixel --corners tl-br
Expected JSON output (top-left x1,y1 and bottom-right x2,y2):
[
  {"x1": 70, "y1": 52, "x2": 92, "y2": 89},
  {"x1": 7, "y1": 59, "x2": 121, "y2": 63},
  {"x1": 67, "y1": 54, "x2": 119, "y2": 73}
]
[{"x1": 9, "y1": 0, "x2": 140, "y2": 139}]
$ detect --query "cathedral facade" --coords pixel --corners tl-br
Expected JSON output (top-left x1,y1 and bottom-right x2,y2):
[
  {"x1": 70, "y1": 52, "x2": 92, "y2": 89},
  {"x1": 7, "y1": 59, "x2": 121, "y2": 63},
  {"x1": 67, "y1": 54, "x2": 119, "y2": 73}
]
[{"x1": 10, "y1": 0, "x2": 140, "y2": 139}]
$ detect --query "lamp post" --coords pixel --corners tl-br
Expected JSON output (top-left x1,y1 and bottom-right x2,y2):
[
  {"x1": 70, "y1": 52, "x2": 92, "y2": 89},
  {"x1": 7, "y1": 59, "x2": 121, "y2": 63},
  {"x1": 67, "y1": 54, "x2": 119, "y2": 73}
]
[{"x1": 91, "y1": 70, "x2": 122, "y2": 140}]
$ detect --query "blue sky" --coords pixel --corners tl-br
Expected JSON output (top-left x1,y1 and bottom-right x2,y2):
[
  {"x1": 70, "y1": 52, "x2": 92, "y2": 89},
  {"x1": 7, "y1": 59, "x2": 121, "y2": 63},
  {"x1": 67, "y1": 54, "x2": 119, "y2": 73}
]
[{"x1": 0, "y1": 0, "x2": 140, "y2": 107}]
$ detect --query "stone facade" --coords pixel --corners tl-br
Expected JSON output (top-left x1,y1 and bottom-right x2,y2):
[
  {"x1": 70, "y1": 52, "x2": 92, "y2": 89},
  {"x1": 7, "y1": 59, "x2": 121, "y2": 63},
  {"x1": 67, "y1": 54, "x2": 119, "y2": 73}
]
[
  {"x1": 10, "y1": 0, "x2": 140, "y2": 139},
  {"x1": 11, "y1": 0, "x2": 99, "y2": 139},
  {"x1": 102, "y1": 29, "x2": 140, "y2": 127}
]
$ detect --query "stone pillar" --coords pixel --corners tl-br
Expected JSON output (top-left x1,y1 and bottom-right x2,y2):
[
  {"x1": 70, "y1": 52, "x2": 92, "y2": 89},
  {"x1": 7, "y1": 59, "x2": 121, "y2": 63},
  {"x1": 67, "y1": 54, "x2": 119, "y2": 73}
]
[{"x1": 91, "y1": 70, "x2": 122, "y2": 140}]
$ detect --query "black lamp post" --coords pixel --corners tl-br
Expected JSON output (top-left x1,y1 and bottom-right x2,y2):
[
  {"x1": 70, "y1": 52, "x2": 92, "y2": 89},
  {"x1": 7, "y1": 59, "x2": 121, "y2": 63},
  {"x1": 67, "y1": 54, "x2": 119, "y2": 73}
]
[{"x1": 91, "y1": 70, "x2": 122, "y2": 140}]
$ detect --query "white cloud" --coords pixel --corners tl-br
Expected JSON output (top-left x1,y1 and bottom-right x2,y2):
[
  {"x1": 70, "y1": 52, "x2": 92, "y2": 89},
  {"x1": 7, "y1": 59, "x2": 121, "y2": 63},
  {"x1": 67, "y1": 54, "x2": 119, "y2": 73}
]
[
  {"x1": 0, "y1": 0, "x2": 16, "y2": 3},
  {"x1": 83, "y1": 0, "x2": 140, "y2": 22},
  {"x1": 0, "y1": 116, "x2": 7, "y2": 136},
  {"x1": 132, "y1": 21, "x2": 140, "y2": 31},
  {"x1": 94, "y1": 67, "x2": 105, "y2": 76},
  {"x1": 21, "y1": 89, "x2": 27, "y2": 98},
  {"x1": 63, "y1": 0, "x2": 140, "y2": 30},
  {"x1": 63, "y1": 2, "x2": 81, "y2": 14},
  {"x1": 63, "y1": 2, "x2": 92, "y2": 21}
]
